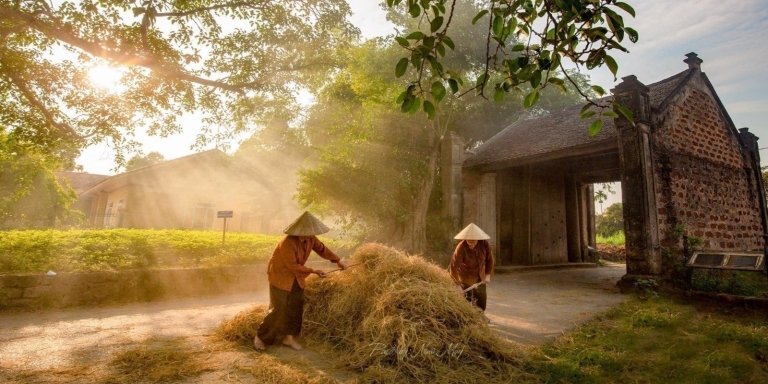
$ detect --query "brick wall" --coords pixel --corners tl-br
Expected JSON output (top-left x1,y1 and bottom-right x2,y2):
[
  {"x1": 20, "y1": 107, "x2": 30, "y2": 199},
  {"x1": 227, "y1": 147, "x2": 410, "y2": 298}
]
[{"x1": 653, "y1": 88, "x2": 764, "y2": 250}]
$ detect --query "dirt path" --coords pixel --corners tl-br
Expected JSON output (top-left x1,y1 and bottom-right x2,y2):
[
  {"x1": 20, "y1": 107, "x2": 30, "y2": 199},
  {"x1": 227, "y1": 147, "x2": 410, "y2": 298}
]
[
  {"x1": 0, "y1": 264, "x2": 627, "y2": 382},
  {"x1": 487, "y1": 263, "x2": 627, "y2": 343}
]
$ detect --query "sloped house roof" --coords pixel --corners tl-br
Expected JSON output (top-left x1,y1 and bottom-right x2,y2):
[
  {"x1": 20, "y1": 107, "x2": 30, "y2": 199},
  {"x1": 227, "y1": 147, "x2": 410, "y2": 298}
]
[
  {"x1": 464, "y1": 68, "x2": 694, "y2": 169},
  {"x1": 57, "y1": 171, "x2": 110, "y2": 194}
]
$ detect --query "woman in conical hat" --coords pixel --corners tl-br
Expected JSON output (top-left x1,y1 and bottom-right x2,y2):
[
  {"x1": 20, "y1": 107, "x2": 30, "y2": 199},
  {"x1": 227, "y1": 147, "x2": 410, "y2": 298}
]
[
  {"x1": 448, "y1": 223, "x2": 494, "y2": 311},
  {"x1": 253, "y1": 211, "x2": 346, "y2": 351}
]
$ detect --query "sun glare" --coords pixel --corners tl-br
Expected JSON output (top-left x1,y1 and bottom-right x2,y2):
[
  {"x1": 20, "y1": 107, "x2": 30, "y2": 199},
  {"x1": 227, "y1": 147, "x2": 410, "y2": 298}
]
[{"x1": 88, "y1": 64, "x2": 125, "y2": 92}]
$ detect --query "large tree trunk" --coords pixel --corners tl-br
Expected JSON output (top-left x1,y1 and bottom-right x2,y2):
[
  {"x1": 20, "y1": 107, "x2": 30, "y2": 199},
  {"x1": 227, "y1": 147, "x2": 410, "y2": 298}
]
[{"x1": 402, "y1": 133, "x2": 440, "y2": 254}]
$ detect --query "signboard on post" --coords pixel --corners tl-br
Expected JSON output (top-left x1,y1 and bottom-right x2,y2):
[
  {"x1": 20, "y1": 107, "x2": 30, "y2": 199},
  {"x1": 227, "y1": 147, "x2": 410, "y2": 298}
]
[{"x1": 217, "y1": 210, "x2": 234, "y2": 243}]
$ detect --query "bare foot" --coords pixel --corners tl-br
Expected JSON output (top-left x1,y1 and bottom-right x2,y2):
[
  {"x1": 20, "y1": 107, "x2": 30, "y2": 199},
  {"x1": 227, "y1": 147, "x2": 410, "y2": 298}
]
[
  {"x1": 282, "y1": 335, "x2": 303, "y2": 350},
  {"x1": 253, "y1": 336, "x2": 266, "y2": 351}
]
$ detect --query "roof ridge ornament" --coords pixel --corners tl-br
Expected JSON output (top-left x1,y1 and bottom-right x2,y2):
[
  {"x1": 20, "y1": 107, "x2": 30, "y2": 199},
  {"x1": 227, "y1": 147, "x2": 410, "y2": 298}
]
[{"x1": 684, "y1": 52, "x2": 703, "y2": 70}]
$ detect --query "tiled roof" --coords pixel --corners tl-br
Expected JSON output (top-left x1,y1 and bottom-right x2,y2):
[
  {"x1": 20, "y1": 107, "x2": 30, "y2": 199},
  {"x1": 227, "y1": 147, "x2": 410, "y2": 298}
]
[
  {"x1": 463, "y1": 103, "x2": 617, "y2": 168},
  {"x1": 79, "y1": 149, "x2": 229, "y2": 196},
  {"x1": 647, "y1": 69, "x2": 692, "y2": 109},
  {"x1": 464, "y1": 68, "x2": 693, "y2": 168},
  {"x1": 56, "y1": 172, "x2": 110, "y2": 194}
]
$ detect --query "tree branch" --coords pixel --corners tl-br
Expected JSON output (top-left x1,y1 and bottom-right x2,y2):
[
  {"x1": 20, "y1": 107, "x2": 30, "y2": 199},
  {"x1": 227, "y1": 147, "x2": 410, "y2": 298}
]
[
  {"x1": 1, "y1": 62, "x2": 82, "y2": 140},
  {"x1": 0, "y1": 6, "x2": 263, "y2": 94},
  {"x1": 153, "y1": 1, "x2": 268, "y2": 17}
]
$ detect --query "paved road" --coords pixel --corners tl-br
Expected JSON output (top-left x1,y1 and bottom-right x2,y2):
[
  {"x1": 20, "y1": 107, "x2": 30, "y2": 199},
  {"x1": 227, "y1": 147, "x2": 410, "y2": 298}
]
[{"x1": 0, "y1": 264, "x2": 627, "y2": 371}]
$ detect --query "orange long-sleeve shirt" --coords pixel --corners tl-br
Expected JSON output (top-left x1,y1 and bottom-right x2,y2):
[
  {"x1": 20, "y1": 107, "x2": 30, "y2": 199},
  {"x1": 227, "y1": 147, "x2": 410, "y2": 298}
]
[
  {"x1": 267, "y1": 235, "x2": 340, "y2": 292},
  {"x1": 448, "y1": 240, "x2": 494, "y2": 286}
]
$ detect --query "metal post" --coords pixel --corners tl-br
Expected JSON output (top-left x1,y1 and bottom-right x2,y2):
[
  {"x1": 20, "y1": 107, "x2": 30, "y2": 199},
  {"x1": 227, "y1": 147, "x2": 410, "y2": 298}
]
[{"x1": 222, "y1": 217, "x2": 227, "y2": 244}]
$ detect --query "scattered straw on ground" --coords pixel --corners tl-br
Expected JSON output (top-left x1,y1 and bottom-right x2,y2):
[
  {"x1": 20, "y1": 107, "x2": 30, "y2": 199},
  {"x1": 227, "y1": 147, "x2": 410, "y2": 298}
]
[{"x1": 220, "y1": 243, "x2": 535, "y2": 383}]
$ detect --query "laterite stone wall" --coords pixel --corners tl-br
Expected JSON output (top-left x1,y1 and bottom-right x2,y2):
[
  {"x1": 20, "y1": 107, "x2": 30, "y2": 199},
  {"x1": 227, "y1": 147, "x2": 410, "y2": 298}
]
[{"x1": 653, "y1": 87, "x2": 764, "y2": 250}]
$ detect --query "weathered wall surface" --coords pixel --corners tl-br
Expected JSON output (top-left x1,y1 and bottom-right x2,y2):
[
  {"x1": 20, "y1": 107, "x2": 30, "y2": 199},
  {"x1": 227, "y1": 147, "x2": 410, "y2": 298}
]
[
  {"x1": 462, "y1": 170, "x2": 498, "y2": 253},
  {"x1": 653, "y1": 85, "x2": 764, "y2": 251},
  {"x1": 496, "y1": 165, "x2": 568, "y2": 265},
  {"x1": 0, "y1": 265, "x2": 265, "y2": 311}
]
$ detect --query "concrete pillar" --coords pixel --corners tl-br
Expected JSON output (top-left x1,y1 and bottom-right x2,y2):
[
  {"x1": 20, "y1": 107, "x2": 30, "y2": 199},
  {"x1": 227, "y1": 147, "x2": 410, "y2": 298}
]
[{"x1": 613, "y1": 75, "x2": 662, "y2": 277}]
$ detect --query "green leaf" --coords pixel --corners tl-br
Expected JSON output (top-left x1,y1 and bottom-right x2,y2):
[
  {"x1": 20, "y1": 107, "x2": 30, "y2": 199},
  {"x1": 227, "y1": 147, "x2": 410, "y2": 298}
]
[
  {"x1": 547, "y1": 77, "x2": 567, "y2": 92},
  {"x1": 436, "y1": 43, "x2": 446, "y2": 57},
  {"x1": 401, "y1": 97, "x2": 412, "y2": 113},
  {"x1": 507, "y1": 17, "x2": 519, "y2": 35},
  {"x1": 494, "y1": 86, "x2": 504, "y2": 102},
  {"x1": 427, "y1": 56, "x2": 443, "y2": 74},
  {"x1": 615, "y1": 2, "x2": 636, "y2": 17},
  {"x1": 431, "y1": 81, "x2": 446, "y2": 103},
  {"x1": 512, "y1": 43, "x2": 525, "y2": 52},
  {"x1": 472, "y1": 10, "x2": 489, "y2": 25},
  {"x1": 625, "y1": 27, "x2": 639, "y2": 43},
  {"x1": 423, "y1": 100, "x2": 436, "y2": 119},
  {"x1": 406, "y1": 31, "x2": 424, "y2": 40},
  {"x1": 530, "y1": 70, "x2": 542, "y2": 88},
  {"x1": 448, "y1": 78, "x2": 459, "y2": 93},
  {"x1": 591, "y1": 85, "x2": 605, "y2": 96},
  {"x1": 604, "y1": 55, "x2": 618, "y2": 78},
  {"x1": 431, "y1": 16, "x2": 444, "y2": 32},
  {"x1": 614, "y1": 102, "x2": 635, "y2": 123},
  {"x1": 408, "y1": 97, "x2": 421, "y2": 114},
  {"x1": 395, "y1": 36, "x2": 409, "y2": 48},
  {"x1": 506, "y1": 58, "x2": 520, "y2": 73},
  {"x1": 395, "y1": 58, "x2": 408, "y2": 77},
  {"x1": 442, "y1": 36, "x2": 455, "y2": 50},
  {"x1": 602, "y1": 110, "x2": 619, "y2": 118},
  {"x1": 580, "y1": 104, "x2": 593, "y2": 115},
  {"x1": 581, "y1": 110, "x2": 597, "y2": 119},
  {"x1": 475, "y1": 73, "x2": 488, "y2": 88},
  {"x1": 409, "y1": 3, "x2": 421, "y2": 17},
  {"x1": 423, "y1": 36, "x2": 435, "y2": 48},
  {"x1": 492, "y1": 15, "x2": 503, "y2": 36},
  {"x1": 523, "y1": 89, "x2": 539, "y2": 108},
  {"x1": 396, "y1": 91, "x2": 407, "y2": 104},
  {"x1": 588, "y1": 119, "x2": 604, "y2": 136}
]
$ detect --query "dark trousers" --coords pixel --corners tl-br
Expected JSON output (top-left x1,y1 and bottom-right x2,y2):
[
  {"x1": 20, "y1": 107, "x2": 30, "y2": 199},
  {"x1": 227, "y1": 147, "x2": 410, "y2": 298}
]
[
  {"x1": 257, "y1": 280, "x2": 304, "y2": 345},
  {"x1": 462, "y1": 282, "x2": 487, "y2": 311}
]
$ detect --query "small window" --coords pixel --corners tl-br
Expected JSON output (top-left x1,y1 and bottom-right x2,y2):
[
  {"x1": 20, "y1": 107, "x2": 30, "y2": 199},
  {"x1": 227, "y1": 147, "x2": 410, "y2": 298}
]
[
  {"x1": 726, "y1": 255, "x2": 760, "y2": 269},
  {"x1": 192, "y1": 203, "x2": 215, "y2": 229},
  {"x1": 691, "y1": 253, "x2": 726, "y2": 267},
  {"x1": 688, "y1": 252, "x2": 765, "y2": 271}
]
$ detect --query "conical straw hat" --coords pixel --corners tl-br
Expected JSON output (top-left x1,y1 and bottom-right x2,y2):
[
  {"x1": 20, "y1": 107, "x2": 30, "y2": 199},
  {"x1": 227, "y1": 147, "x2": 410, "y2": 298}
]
[
  {"x1": 283, "y1": 211, "x2": 330, "y2": 236},
  {"x1": 454, "y1": 223, "x2": 490, "y2": 240}
]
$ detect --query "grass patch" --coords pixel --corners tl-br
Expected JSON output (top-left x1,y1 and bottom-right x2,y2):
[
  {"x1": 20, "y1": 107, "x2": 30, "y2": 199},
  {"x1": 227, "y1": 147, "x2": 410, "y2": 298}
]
[
  {"x1": 0, "y1": 229, "x2": 353, "y2": 273},
  {"x1": 532, "y1": 296, "x2": 768, "y2": 383},
  {"x1": 596, "y1": 231, "x2": 625, "y2": 246},
  {"x1": 691, "y1": 269, "x2": 768, "y2": 297}
]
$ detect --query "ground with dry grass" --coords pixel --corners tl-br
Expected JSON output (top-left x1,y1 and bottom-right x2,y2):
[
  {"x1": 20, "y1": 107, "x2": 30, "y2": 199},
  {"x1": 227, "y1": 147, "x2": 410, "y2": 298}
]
[{"x1": 1, "y1": 244, "x2": 766, "y2": 383}]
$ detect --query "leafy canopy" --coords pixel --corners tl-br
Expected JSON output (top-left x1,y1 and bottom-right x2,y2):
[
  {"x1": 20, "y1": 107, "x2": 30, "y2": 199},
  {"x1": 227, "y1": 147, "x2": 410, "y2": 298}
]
[
  {"x1": 0, "y1": 0, "x2": 359, "y2": 164},
  {"x1": 385, "y1": 0, "x2": 638, "y2": 127},
  {"x1": 298, "y1": 0, "x2": 586, "y2": 248},
  {"x1": 596, "y1": 202, "x2": 623, "y2": 237}
]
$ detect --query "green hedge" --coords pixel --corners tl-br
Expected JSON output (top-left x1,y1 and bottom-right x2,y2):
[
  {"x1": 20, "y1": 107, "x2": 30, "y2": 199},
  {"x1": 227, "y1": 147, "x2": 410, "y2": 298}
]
[{"x1": 0, "y1": 229, "x2": 354, "y2": 273}]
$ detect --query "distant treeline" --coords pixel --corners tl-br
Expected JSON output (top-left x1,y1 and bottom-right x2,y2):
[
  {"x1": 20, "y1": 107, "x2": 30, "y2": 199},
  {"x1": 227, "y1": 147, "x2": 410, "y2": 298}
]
[{"x1": 0, "y1": 229, "x2": 353, "y2": 274}]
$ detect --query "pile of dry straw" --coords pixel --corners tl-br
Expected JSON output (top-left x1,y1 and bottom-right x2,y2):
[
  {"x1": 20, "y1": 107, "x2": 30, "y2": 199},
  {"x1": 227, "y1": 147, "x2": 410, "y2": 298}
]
[{"x1": 219, "y1": 243, "x2": 530, "y2": 383}]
